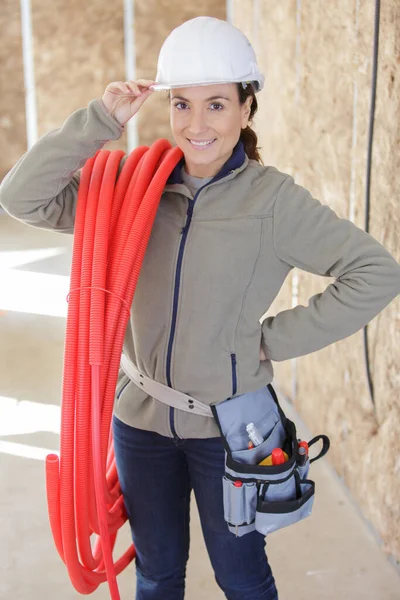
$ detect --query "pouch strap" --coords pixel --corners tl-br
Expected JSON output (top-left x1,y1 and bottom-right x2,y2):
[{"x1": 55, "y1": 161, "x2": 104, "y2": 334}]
[
  {"x1": 308, "y1": 434, "x2": 330, "y2": 464},
  {"x1": 120, "y1": 353, "x2": 213, "y2": 418}
]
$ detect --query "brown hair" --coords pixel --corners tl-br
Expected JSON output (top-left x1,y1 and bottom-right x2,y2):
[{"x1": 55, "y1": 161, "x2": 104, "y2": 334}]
[{"x1": 236, "y1": 83, "x2": 263, "y2": 164}]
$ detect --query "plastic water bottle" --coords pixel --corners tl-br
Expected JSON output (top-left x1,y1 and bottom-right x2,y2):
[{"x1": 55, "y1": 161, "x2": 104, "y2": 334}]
[{"x1": 246, "y1": 422, "x2": 264, "y2": 447}]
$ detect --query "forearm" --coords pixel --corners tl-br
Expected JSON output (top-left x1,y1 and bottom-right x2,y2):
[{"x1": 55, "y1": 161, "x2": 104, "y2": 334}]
[
  {"x1": 262, "y1": 175, "x2": 400, "y2": 362},
  {"x1": 0, "y1": 98, "x2": 124, "y2": 232},
  {"x1": 261, "y1": 266, "x2": 400, "y2": 362}
]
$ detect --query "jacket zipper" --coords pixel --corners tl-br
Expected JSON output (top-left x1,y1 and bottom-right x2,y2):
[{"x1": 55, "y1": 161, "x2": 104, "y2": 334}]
[
  {"x1": 166, "y1": 194, "x2": 198, "y2": 438},
  {"x1": 165, "y1": 169, "x2": 239, "y2": 437},
  {"x1": 231, "y1": 353, "x2": 237, "y2": 396}
]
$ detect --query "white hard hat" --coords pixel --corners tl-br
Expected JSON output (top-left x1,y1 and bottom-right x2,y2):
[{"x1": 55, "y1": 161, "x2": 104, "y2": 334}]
[{"x1": 151, "y1": 16, "x2": 264, "y2": 93}]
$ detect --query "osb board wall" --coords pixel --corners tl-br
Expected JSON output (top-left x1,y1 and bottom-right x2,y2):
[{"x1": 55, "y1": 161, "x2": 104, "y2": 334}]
[
  {"x1": 31, "y1": 0, "x2": 125, "y2": 154},
  {"x1": 234, "y1": 0, "x2": 400, "y2": 560},
  {"x1": 0, "y1": 1, "x2": 27, "y2": 181},
  {"x1": 0, "y1": 0, "x2": 126, "y2": 173},
  {"x1": 0, "y1": 0, "x2": 225, "y2": 179}
]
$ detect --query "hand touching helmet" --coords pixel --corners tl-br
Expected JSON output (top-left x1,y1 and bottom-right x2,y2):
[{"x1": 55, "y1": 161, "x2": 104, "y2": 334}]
[{"x1": 101, "y1": 79, "x2": 156, "y2": 126}]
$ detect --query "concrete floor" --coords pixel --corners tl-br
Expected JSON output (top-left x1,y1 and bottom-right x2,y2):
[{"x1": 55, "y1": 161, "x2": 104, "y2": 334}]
[{"x1": 1, "y1": 213, "x2": 399, "y2": 600}]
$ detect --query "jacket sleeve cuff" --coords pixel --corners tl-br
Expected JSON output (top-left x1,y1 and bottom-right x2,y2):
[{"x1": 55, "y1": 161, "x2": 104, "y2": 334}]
[{"x1": 96, "y1": 98, "x2": 125, "y2": 132}]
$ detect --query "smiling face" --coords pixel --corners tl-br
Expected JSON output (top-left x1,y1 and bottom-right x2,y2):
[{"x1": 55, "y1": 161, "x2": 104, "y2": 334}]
[{"x1": 169, "y1": 83, "x2": 252, "y2": 178}]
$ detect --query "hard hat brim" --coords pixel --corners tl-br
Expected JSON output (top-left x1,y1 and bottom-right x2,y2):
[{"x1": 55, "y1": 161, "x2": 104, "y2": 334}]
[{"x1": 150, "y1": 76, "x2": 264, "y2": 93}]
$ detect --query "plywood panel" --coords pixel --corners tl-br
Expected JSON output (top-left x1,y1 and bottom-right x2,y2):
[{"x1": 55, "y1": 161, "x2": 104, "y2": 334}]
[
  {"x1": 31, "y1": 0, "x2": 125, "y2": 153},
  {"x1": 0, "y1": 2, "x2": 26, "y2": 181}
]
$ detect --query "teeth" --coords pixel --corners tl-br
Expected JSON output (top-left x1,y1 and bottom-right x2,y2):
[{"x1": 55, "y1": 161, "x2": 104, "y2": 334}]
[{"x1": 190, "y1": 139, "x2": 215, "y2": 146}]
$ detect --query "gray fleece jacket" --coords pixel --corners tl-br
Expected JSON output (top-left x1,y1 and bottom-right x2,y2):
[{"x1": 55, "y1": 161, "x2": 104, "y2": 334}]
[{"x1": 1, "y1": 98, "x2": 399, "y2": 439}]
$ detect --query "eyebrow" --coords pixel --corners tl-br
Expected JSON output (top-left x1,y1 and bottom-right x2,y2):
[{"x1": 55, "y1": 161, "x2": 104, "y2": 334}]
[{"x1": 171, "y1": 95, "x2": 231, "y2": 102}]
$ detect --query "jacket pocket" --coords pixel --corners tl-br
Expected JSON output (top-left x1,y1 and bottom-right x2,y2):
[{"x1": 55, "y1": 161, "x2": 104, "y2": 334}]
[
  {"x1": 115, "y1": 372, "x2": 130, "y2": 399},
  {"x1": 260, "y1": 329, "x2": 270, "y2": 361},
  {"x1": 255, "y1": 474, "x2": 315, "y2": 535},
  {"x1": 230, "y1": 353, "x2": 237, "y2": 396},
  {"x1": 222, "y1": 476, "x2": 257, "y2": 526}
]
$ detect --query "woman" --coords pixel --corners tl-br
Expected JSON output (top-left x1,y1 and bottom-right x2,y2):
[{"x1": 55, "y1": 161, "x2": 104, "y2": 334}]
[{"x1": 1, "y1": 16, "x2": 399, "y2": 600}]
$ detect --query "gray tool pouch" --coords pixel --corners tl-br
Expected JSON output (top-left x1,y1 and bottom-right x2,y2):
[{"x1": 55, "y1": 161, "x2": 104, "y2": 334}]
[{"x1": 211, "y1": 384, "x2": 330, "y2": 537}]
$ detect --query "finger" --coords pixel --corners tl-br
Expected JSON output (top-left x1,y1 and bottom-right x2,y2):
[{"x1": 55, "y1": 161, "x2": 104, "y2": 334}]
[
  {"x1": 130, "y1": 88, "x2": 153, "y2": 107},
  {"x1": 125, "y1": 81, "x2": 141, "y2": 95},
  {"x1": 128, "y1": 81, "x2": 154, "y2": 97},
  {"x1": 136, "y1": 79, "x2": 157, "y2": 87},
  {"x1": 132, "y1": 82, "x2": 154, "y2": 94},
  {"x1": 106, "y1": 82, "x2": 127, "y2": 95},
  {"x1": 135, "y1": 80, "x2": 157, "y2": 93}
]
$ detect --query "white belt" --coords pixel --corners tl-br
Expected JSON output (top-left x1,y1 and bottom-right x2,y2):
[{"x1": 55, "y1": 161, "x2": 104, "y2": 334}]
[{"x1": 120, "y1": 353, "x2": 213, "y2": 418}]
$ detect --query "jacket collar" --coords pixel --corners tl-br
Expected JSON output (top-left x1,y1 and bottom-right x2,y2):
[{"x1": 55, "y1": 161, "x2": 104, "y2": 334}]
[{"x1": 166, "y1": 140, "x2": 247, "y2": 186}]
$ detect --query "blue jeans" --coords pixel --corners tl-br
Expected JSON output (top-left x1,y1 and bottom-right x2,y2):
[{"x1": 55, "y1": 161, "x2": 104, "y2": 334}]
[{"x1": 112, "y1": 415, "x2": 279, "y2": 600}]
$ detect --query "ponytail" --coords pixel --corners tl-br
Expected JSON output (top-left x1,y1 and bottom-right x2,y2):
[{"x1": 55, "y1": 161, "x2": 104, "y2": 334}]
[{"x1": 237, "y1": 83, "x2": 263, "y2": 164}]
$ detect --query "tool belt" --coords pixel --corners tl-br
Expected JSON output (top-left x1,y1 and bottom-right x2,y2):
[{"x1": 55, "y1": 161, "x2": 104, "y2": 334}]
[{"x1": 121, "y1": 353, "x2": 330, "y2": 537}]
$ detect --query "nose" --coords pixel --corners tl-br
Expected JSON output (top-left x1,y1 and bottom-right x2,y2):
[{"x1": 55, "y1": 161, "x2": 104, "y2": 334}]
[{"x1": 187, "y1": 108, "x2": 208, "y2": 136}]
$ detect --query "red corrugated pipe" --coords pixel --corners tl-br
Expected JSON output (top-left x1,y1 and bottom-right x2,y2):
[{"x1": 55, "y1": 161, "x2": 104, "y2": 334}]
[{"x1": 45, "y1": 139, "x2": 183, "y2": 599}]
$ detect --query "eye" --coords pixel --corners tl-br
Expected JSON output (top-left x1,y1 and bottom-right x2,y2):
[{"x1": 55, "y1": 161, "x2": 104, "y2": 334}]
[
  {"x1": 172, "y1": 101, "x2": 224, "y2": 111},
  {"x1": 173, "y1": 102, "x2": 188, "y2": 110}
]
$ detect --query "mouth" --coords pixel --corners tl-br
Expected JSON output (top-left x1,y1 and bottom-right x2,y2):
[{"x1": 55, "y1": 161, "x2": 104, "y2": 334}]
[{"x1": 187, "y1": 138, "x2": 217, "y2": 150}]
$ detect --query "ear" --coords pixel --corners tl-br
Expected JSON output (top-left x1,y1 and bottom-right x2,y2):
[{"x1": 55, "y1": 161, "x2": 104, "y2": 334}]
[{"x1": 241, "y1": 97, "x2": 253, "y2": 129}]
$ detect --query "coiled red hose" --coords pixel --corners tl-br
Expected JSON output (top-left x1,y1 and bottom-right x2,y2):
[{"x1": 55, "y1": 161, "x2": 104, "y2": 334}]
[{"x1": 45, "y1": 139, "x2": 183, "y2": 598}]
